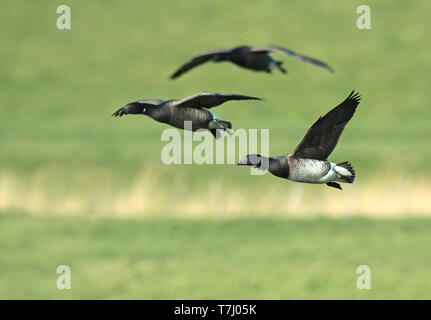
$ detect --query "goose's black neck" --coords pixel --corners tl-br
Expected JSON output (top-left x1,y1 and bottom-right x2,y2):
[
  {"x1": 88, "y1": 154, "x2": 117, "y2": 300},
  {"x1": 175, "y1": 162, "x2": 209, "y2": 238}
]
[
  {"x1": 268, "y1": 156, "x2": 290, "y2": 179},
  {"x1": 146, "y1": 103, "x2": 171, "y2": 124}
]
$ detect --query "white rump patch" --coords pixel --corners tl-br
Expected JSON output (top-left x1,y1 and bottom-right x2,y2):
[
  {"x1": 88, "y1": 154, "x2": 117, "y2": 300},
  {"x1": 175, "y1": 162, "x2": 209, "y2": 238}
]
[
  {"x1": 335, "y1": 166, "x2": 352, "y2": 177},
  {"x1": 268, "y1": 54, "x2": 278, "y2": 70}
]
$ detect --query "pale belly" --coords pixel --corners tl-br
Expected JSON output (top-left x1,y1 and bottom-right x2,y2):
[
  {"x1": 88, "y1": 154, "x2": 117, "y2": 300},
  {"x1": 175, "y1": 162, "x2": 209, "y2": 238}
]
[{"x1": 289, "y1": 159, "x2": 336, "y2": 184}]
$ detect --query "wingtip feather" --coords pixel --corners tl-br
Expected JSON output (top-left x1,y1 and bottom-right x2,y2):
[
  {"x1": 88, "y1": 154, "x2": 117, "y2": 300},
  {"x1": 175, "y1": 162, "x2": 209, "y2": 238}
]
[{"x1": 347, "y1": 90, "x2": 361, "y2": 103}]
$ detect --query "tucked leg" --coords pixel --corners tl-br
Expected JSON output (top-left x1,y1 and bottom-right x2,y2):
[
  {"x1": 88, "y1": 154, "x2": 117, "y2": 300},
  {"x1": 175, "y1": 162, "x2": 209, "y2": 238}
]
[{"x1": 326, "y1": 182, "x2": 342, "y2": 190}]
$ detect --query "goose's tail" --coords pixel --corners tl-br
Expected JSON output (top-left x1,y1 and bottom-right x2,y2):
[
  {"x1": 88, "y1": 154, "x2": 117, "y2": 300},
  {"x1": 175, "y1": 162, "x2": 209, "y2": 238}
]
[
  {"x1": 209, "y1": 120, "x2": 233, "y2": 139},
  {"x1": 335, "y1": 161, "x2": 355, "y2": 183},
  {"x1": 268, "y1": 53, "x2": 287, "y2": 74},
  {"x1": 276, "y1": 61, "x2": 287, "y2": 74}
]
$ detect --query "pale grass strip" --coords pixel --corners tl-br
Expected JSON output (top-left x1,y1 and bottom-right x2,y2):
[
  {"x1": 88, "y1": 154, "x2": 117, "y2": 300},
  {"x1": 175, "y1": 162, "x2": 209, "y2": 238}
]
[{"x1": 0, "y1": 171, "x2": 430, "y2": 217}]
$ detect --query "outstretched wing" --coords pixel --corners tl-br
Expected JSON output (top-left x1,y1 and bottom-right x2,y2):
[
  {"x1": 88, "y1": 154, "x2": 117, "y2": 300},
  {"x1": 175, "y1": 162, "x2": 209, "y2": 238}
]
[
  {"x1": 170, "y1": 48, "x2": 231, "y2": 79},
  {"x1": 292, "y1": 91, "x2": 361, "y2": 160},
  {"x1": 251, "y1": 45, "x2": 334, "y2": 72},
  {"x1": 173, "y1": 92, "x2": 262, "y2": 109},
  {"x1": 112, "y1": 99, "x2": 164, "y2": 117}
]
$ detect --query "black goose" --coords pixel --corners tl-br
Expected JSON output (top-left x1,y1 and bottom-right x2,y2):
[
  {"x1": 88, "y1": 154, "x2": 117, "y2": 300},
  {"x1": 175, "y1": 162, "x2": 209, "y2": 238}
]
[
  {"x1": 112, "y1": 92, "x2": 262, "y2": 138},
  {"x1": 170, "y1": 45, "x2": 334, "y2": 79},
  {"x1": 237, "y1": 91, "x2": 360, "y2": 190}
]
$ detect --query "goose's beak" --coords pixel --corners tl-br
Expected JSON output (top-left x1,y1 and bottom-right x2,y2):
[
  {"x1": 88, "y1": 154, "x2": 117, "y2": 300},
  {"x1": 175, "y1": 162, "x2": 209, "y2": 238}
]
[{"x1": 237, "y1": 156, "x2": 249, "y2": 166}]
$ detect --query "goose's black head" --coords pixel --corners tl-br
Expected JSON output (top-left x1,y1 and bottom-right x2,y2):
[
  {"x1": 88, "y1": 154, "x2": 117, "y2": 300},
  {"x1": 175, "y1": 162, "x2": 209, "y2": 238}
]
[
  {"x1": 237, "y1": 154, "x2": 289, "y2": 178},
  {"x1": 237, "y1": 154, "x2": 269, "y2": 171},
  {"x1": 112, "y1": 99, "x2": 166, "y2": 120},
  {"x1": 129, "y1": 100, "x2": 158, "y2": 115}
]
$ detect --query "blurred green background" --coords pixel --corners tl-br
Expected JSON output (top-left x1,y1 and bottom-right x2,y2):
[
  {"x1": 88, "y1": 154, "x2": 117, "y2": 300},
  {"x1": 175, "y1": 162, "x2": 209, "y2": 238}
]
[{"x1": 0, "y1": 1, "x2": 430, "y2": 298}]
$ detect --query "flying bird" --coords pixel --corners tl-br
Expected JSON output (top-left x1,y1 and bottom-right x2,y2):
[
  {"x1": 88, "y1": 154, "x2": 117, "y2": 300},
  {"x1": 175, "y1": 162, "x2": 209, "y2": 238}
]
[
  {"x1": 170, "y1": 45, "x2": 334, "y2": 79},
  {"x1": 237, "y1": 91, "x2": 360, "y2": 190},
  {"x1": 112, "y1": 92, "x2": 262, "y2": 138}
]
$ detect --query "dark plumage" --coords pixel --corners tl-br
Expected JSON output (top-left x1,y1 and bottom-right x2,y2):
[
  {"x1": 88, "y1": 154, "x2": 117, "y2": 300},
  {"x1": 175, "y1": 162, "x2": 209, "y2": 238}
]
[
  {"x1": 170, "y1": 45, "x2": 334, "y2": 79},
  {"x1": 112, "y1": 92, "x2": 262, "y2": 138},
  {"x1": 237, "y1": 91, "x2": 361, "y2": 190}
]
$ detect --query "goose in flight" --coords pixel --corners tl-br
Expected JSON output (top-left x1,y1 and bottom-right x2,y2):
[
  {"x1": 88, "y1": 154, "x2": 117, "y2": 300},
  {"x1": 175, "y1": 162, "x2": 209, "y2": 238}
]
[
  {"x1": 237, "y1": 91, "x2": 360, "y2": 190},
  {"x1": 112, "y1": 92, "x2": 262, "y2": 138},
  {"x1": 170, "y1": 45, "x2": 334, "y2": 79}
]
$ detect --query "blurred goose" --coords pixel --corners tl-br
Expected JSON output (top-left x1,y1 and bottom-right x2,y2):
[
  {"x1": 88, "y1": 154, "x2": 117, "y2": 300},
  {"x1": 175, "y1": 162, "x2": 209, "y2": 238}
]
[
  {"x1": 237, "y1": 91, "x2": 360, "y2": 190},
  {"x1": 170, "y1": 45, "x2": 334, "y2": 79},
  {"x1": 112, "y1": 92, "x2": 262, "y2": 138}
]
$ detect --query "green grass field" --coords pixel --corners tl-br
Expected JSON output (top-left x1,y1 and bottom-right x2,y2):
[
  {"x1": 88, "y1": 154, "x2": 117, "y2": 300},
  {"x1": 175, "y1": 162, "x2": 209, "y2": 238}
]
[
  {"x1": 1, "y1": 214, "x2": 431, "y2": 299},
  {"x1": 1, "y1": 1, "x2": 430, "y2": 299}
]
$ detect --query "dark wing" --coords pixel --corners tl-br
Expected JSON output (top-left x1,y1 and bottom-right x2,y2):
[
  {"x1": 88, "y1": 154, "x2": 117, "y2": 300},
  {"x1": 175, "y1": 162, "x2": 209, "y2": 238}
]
[
  {"x1": 112, "y1": 99, "x2": 164, "y2": 117},
  {"x1": 170, "y1": 48, "x2": 231, "y2": 79},
  {"x1": 292, "y1": 91, "x2": 361, "y2": 160},
  {"x1": 251, "y1": 45, "x2": 334, "y2": 72},
  {"x1": 173, "y1": 92, "x2": 262, "y2": 109}
]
